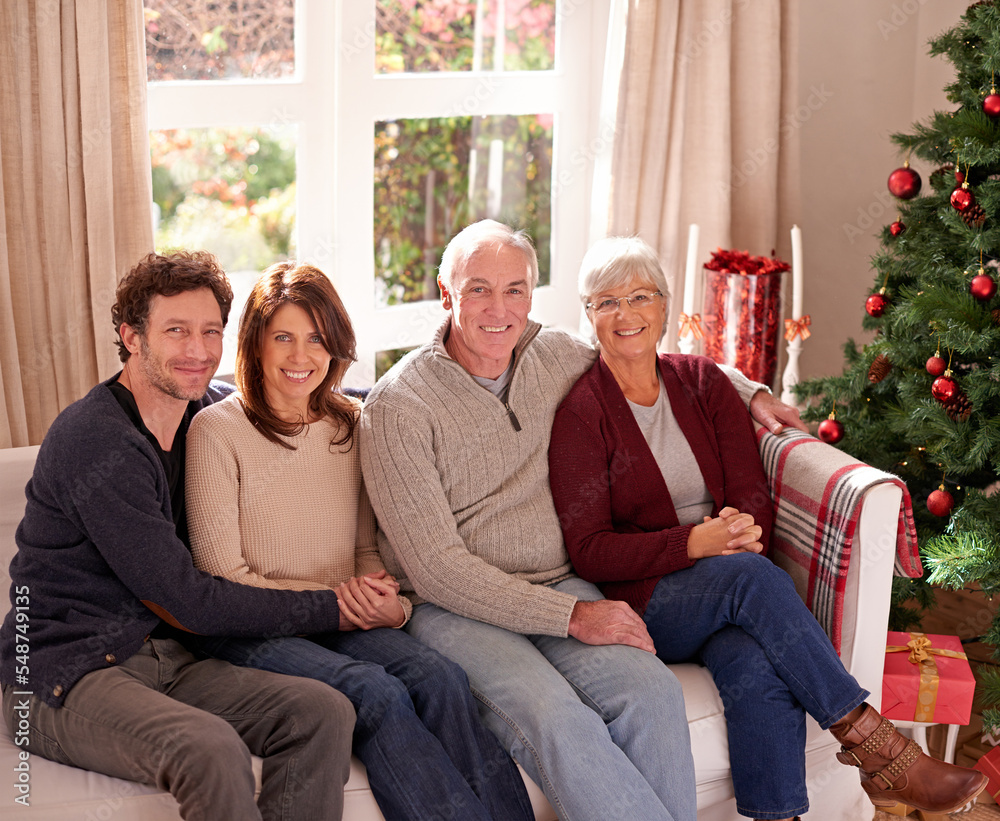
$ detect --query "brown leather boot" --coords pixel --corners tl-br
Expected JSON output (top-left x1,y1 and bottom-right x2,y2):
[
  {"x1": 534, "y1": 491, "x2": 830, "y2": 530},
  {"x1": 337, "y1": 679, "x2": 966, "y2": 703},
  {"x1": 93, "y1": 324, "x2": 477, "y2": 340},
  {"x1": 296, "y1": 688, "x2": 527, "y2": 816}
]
[{"x1": 830, "y1": 703, "x2": 987, "y2": 813}]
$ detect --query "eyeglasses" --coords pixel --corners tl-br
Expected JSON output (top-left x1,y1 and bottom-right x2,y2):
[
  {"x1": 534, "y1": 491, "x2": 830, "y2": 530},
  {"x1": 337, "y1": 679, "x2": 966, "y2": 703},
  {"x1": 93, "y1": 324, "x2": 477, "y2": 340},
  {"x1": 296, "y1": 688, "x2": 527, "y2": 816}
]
[{"x1": 586, "y1": 292, "x2": 663, "y2": 314}]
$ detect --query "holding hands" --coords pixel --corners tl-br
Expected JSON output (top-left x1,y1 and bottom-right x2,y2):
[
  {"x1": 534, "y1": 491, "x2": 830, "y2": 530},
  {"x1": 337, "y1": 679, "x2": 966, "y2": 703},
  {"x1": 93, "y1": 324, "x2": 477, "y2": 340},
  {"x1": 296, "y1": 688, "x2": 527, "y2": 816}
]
[
  {"x1": 687, "y1": 506, "x2": 764, "y2": 560},
  {"x1": 337, "y1": 570, "x2": 406, "y2": 631}
]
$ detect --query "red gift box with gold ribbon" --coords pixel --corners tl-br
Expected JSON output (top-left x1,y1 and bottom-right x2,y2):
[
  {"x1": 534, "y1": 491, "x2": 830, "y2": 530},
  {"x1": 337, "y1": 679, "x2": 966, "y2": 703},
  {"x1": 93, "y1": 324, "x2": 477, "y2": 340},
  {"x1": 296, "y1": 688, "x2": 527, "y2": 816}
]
[{"x1": 881, "y1": 631, "x2": 974, "y2": 725}]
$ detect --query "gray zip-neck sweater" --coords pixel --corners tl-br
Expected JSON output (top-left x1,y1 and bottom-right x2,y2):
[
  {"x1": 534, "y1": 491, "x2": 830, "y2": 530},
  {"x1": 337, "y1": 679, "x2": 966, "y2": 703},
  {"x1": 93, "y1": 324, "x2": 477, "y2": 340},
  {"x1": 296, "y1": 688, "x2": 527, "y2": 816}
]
[
  {"x1": 360, "y1": 317, "x2": 763, "y2": 637},
  {"x1": 360, "y1": 319, "x2": 597, "y2": 636}
]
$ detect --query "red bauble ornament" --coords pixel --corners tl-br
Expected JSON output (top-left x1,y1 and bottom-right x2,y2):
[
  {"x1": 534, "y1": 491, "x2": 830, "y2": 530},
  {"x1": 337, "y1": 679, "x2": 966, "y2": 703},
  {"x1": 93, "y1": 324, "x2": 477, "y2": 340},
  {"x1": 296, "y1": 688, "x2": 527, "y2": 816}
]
[
  {"x1": 925, "y1": 355, "x2": 946, "y2": 376},
  {"x1": 888, "y1": 165, "x2": 922, "y2": 199},
  {"x1": 955, "y1": 169, "x2": 965, "y2": 184},
  {"x1": 817, "y1": 418, "x2": 845, "y2": 445},
  {"x1": 984, "y1": 93, "x2": 1000, "y2": 118},
  {"x1": 970, "y1": 272, "x2": 998, "y2": 301},
  {"x1": 890, "y1": 220, "x2": 906, "y2": 237},
  {"x1": 865, "y1": 292, "x2": 889, "y2": 317},
  {"x1": 951, "y1": 185, "x2": 974, "y2": 212},
  {"x1": 927, "y1": 488, "x2": 954, "y2": 517},
  {"x1": 931, "y1": 375, "x2": 958, "y2": 401}
]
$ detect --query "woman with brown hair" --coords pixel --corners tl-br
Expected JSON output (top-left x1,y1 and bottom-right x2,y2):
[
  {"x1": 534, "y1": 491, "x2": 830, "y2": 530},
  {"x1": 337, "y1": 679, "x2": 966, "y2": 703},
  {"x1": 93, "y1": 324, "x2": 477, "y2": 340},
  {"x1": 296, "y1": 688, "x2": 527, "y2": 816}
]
[{"x1": 185, "y1": 261, "x2": 532, "y2": 821}]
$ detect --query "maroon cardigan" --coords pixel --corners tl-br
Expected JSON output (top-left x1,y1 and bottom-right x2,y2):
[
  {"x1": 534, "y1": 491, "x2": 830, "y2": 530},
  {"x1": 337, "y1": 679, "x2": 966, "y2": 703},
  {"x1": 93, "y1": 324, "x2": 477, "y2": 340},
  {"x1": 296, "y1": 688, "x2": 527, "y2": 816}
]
[{"x1": 548, "y1": 353, "x2": 773, "y2": 616}]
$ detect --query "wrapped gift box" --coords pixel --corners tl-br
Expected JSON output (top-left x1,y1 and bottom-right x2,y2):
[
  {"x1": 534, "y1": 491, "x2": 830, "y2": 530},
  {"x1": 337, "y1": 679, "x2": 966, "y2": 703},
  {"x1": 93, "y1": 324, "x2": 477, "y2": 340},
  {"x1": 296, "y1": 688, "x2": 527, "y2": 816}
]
[
  {"x1": 882, "y1": 631, "x2": 975, "y2": 725},
  {"x1": 879, "y1": 803, "x2": 948, "y2": 820},
  {"x1": 975, "y1": 745, "x2": 1000, "y2": 802}
]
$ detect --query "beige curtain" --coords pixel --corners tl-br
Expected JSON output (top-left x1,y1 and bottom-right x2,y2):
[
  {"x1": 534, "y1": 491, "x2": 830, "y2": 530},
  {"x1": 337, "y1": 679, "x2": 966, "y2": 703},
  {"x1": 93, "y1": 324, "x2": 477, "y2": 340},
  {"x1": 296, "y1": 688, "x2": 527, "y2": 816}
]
[
  {"x1": 0, "y1": 0, "x2": 153, "y2": 448},
  {"x1": 610, "y1": 0, "x2": 800, "y2": 352}
]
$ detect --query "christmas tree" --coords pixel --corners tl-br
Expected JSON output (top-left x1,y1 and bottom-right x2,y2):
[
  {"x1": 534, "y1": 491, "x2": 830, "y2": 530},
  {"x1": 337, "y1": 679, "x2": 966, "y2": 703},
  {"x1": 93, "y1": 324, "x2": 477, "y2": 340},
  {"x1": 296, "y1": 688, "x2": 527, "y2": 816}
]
[{"x1": 796, "y1": 2, "x2": 1000, "y2": 723}]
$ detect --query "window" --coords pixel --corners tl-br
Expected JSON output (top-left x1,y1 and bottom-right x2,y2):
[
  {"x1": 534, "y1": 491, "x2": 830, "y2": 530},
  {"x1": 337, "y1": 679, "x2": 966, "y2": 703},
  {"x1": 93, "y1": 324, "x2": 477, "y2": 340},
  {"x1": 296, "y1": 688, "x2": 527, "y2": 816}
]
[
  {"x1": 145, "y1": 0, "x2": 296, "y2": 80},
  {"x1": 150, "y1": 125, "x2": 297, "y2": 270},
  {"x1": 375, "y1": 1, "x2": 556, "y2": 74},
  {"x1": 147, "y1": 1, "x2": 612, "y2": 384},
  {"x1": 374, "y1": 112, "x2": 553, "y2": 307}
]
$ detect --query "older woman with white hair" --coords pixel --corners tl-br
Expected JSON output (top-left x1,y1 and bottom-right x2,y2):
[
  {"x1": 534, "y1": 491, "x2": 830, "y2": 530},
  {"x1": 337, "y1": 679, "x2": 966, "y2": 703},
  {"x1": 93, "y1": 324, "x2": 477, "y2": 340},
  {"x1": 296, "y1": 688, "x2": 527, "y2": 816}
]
[{"x1": 547, "y1": 236, "x2": 986, "y2": 821}]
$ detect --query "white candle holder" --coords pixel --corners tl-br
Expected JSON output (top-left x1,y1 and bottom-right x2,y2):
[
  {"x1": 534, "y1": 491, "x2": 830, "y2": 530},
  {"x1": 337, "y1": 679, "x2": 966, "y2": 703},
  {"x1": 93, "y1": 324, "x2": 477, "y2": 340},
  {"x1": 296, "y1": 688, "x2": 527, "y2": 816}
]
[{"x1": 781, "y1": 225, "x2": 809, "y2": 405}]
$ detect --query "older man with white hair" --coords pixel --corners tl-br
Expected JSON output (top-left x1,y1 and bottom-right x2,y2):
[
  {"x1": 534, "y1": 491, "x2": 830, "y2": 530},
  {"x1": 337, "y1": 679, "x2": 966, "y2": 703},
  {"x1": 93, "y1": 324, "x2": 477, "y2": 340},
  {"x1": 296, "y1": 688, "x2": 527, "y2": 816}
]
[{"x1": 359, "y1": 219, "x2": 803, "y2": 821}]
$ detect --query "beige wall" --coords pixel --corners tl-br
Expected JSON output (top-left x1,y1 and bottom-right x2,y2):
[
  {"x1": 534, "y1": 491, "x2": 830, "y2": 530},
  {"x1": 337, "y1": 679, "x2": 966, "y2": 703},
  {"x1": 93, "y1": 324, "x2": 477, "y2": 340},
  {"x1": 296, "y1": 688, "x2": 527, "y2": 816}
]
[{"x1": 797, "y1": 0, "x2": 968, "y2": 380}]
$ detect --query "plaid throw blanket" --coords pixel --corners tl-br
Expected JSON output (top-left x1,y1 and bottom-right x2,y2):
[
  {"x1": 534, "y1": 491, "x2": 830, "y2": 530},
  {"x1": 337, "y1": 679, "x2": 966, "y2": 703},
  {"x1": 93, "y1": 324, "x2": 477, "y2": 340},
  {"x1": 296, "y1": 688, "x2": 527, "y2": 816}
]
[{"x1": 756, "y1": 428, "x2": 921, "y2": 655}]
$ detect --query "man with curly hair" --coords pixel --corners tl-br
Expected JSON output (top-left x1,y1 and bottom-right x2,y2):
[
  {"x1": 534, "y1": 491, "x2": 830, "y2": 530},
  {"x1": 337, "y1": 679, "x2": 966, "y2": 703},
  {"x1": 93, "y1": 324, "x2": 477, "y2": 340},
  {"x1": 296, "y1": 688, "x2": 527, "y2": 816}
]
[{"x1": 0, "y1": 251, "x2": 356, "y2": 820}]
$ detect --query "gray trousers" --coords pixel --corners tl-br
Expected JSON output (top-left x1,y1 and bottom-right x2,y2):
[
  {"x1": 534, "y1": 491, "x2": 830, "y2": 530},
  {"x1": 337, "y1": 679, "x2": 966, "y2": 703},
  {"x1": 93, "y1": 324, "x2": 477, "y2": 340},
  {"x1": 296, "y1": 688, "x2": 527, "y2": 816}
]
[{"x1": 2, "y1": 638, "x2": 355, "y2": 820}]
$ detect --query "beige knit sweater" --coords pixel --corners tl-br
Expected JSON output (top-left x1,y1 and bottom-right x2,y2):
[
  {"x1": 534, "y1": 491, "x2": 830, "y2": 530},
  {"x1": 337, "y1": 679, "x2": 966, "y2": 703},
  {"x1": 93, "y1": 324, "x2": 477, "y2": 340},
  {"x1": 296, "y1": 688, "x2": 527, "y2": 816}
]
[
  {"x1": 360, "y1": 319, "x2": 592, "y2": 637},
  {"x1": 186, "y1": 394, "x2": 411, "y2": 621},
  {"x1": 360, "y1": 318, "x2": 763, "y2": 638}
]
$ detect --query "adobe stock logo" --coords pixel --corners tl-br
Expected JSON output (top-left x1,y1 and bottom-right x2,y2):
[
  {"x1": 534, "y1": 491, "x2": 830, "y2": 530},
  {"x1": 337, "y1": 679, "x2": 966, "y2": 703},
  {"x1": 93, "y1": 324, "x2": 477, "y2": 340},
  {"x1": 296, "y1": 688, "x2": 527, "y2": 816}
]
[{"x1": 841, "y1": 189, "x2": 897, "y2": 244}]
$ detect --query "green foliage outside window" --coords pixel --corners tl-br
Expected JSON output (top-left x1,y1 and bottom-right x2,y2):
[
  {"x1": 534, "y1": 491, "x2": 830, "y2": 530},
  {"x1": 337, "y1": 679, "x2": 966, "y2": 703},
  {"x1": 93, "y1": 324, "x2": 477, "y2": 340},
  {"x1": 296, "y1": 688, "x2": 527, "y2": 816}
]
[
  {"x1": 374, "y1": 114, "x2": 552, "y2": 305},
  {"x1": 151, "y1": 128, "x2": 297, "y2": 272},
  {"x1": 146, "y1": 0, "x2": 556, "y2": 316},
  {"x1": 375, "y1": 0, "x2": 555, "y2": 73}
]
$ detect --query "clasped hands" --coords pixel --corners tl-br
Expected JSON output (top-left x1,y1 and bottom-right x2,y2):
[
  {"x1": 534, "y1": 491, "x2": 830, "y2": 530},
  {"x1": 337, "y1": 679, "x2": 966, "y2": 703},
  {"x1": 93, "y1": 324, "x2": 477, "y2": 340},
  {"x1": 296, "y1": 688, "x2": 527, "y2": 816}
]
[
  {"x1": 336, "y1": 569, "x2": 406, "y2": 631},
  {"x1": 687, "y1": 506, "x2": 764, "y2": 559},
  {"x1": 567, "y1": 506, "x2": 763, "y2": 655}
]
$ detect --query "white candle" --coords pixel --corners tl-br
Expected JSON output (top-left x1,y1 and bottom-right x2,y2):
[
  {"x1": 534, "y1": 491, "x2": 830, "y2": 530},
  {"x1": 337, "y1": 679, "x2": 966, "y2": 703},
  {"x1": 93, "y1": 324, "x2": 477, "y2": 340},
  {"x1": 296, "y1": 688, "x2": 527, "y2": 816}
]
[
  {"x1": 790, "y1": 224, "x2": 803, "y2": 319},
  {"x1": 683, "y1": 224, "x2": 699, "y2": 317}
]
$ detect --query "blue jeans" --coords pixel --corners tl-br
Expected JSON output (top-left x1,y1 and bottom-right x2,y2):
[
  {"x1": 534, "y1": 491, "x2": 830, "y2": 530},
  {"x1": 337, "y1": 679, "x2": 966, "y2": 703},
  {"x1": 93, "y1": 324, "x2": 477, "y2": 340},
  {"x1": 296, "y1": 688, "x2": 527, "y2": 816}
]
[
  {"x1": 408, "y1": 577, "x2": 697, "y2": 821},
  {"x1": 189, "y1": 627, "x2": 533, "y2": 821},
  {"x1": 642, "y1": 553, "x2": 869, "y2": 820}
]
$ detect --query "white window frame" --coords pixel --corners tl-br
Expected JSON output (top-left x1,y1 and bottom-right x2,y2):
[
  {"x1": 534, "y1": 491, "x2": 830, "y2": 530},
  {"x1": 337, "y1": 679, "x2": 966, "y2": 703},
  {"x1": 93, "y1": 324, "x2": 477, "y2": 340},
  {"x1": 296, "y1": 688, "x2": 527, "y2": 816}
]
[{"x1": 147, "y1": 0, "x2": 613, "y2": 386}]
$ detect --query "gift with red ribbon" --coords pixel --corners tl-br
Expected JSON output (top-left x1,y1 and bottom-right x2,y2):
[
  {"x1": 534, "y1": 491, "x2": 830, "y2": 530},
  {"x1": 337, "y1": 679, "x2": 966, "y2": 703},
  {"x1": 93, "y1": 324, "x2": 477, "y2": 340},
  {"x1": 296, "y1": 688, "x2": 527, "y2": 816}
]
[{"x1": 881, "y1": 631, "x2": 974, "y2": 725}]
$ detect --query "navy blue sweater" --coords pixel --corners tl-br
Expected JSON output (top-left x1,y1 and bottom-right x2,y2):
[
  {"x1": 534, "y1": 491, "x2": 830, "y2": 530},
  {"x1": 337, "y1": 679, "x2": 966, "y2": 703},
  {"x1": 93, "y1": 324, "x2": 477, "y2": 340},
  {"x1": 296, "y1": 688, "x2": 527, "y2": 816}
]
[{"x1": 1, "y1": 377, "x2": 342, "y2": 707}]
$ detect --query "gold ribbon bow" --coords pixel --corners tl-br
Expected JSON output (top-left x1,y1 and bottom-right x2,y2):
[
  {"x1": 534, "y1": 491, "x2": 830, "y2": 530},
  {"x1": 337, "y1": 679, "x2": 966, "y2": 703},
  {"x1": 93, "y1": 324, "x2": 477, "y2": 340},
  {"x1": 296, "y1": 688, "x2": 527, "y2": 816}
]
[
  {"x1": 784, "y1": 315, "x2": 812, "y2": 341},
  {"x1": 885, "y1": 632, "x2": 968, "y2": 722},
  {"x1": 906, "y1": 635, "x2": 934, "y2": 663},
  {"x1": 678, "y1": 313, "x2": 704, "y2": 340}
]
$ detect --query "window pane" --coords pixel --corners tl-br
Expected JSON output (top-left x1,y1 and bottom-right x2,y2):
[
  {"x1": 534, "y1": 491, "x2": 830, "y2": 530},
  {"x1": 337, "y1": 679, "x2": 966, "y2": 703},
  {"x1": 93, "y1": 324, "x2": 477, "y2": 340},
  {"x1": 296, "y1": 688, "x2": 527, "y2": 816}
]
[
  {"x1": 145, "y1": 0, "x2": 295, "y2": 82},
  {"x1": 374, "y1": 114, "x2": 552, "y2": 306},
  {"x1": 376, "y1": 346, "x2": 418, "y2": 380},
  {"x1": 151, "y1": 126, "x2": 297, "y2": 376},
  {"x1": 376, "y1": 1, "x2": 555, "y2": 74}
]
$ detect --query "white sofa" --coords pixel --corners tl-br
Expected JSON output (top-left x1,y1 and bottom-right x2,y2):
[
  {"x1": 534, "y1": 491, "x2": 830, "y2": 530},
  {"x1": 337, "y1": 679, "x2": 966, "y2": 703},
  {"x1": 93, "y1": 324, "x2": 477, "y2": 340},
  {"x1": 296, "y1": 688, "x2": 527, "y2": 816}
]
[{"x1": 0, "y1": 435, "x2": 902, "y2": 820}]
